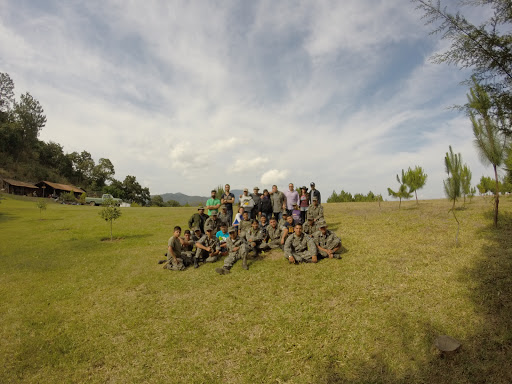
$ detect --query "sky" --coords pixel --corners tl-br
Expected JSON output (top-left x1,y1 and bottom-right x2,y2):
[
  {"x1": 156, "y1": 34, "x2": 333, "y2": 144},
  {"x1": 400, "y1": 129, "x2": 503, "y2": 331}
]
[{"x1": 0, "y1": 0, "x2": 501, "y2": 199}]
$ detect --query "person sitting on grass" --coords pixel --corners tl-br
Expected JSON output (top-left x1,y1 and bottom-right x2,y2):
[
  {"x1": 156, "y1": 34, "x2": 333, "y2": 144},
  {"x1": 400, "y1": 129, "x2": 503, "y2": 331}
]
[
  {"x1": 216, "y1": 223, "x2": 230, "y2": 256},
  {"x1": 181, "y1": 229, "x2": 195, "y2": 265},
  {"x1": 307, "y1": 197, "x2": 324, "y2": 225},
  {"x1": 191, "y1": 227, "x2": 203, "y2": 242},
  {"x1": 216, "y1": 226, "x2": 249, "y2": 274},
  {"x1": 278, "y1": 211, "x2": 289, "y2": 230},
  {"x1": 280, "y1": 214, "x2": 296, "y2": 245},
  {"x1": 303, "y1": 216, "x2": 317, "y2": 236},
  {"x1": 260, "y1": 217, "x2": 282, "y2": 250},
  {"x1": 165, "y1": 226, "x2": 187, "y2": 271},
  {"x1": 259, "y1": 214, "x2": 268, "y2": 237},
  {"x1": 284, "y1": 223, "x2": 318, "y2": 264},
  {"x1": 245, "y1": 219, "x2": 264, "y2": 256},
  {"x1": 238, "y1": 211, "x2": 252, "y2": 238},
  {"x1": 313, "y1": 220, "x2": 343, "y2": 260},
  {"x1": 194, "y1": 226, "x2": 220, "y2": 268}
]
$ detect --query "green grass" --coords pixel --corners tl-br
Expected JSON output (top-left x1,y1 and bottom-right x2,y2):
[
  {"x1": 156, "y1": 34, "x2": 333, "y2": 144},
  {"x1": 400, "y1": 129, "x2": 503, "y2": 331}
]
[{"x1": 1, "y1": 194, "x2": 511, "y2": 383}]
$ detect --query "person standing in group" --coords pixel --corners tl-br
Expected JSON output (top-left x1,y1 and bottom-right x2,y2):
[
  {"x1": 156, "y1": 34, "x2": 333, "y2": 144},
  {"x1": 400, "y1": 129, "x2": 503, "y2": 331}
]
[
  {"x1": 206, "y1": 190, "x2": 221, "y2": 216},
  {"x1": 250, "y1": 187, "x2": 262, "y2": 220},
  {"x1": 239, "y1": 188, "x2": 255, "y2": 217},
  {"x1": 299, "y1": 186, "x2": 309, "y2": 224},
  {"x1": 221, "y1": 184, "x2": 235, "y2": 223},
  {"x1": 188, "y1": 207, "x2": 208, "y2": 233},
  {"x1": 270, "y1": 185, "x2": 286, "y2": 222},
  {"x1": 259, "y1": 189, "x2": 273, "y2": 220},
  {"x1": 309, "y1": 182, "x2": 321, "y2": 205},
  {"x1": 284, "y1": 183, "x2": 299, "y2": 216}
]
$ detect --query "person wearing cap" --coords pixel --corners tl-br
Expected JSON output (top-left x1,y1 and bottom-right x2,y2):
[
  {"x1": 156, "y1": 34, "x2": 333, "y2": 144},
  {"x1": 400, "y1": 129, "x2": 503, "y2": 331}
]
[
  {"x1": 260, "y1": 216, "x2": 282, "y2": 250},
  {"x1": 215, "y1": 226, "x2": 249, "y2": 274},
  {"x1": 309, "y1": 182, "x2": 321, "y2": 205},
  {"x1": 307, "y1": 197, "x2": 324, "y2": 224},
  {"x1": 283, "y1": 182, "x2": 299, "y2": 215},
  {"x1": 245, "y1": 219, "x2": 264, "y2": 255},
  {"x1": 221, "y1": 184, "x2": 235, "y2": 223},
  {"x1": 313, "y1": 220, "x2": 342, "y2": 259},
  {"x1": 284, "y1": 222, "x2": 318, "y2": 264},
  {"x1": 278, "y1": 211, "x2": 289, "y2": 230},
  {"x1": 299, "y1": 186, "x2": 310, "y2": 224},
  {"x1": 188, "y1": 206, "x2": 208, "y2": 233},
  {"x1": 194, "y1": 225, "x2": 220, "y2": 267},
  {"x1": 205, "y1": 211, "x2": 222, "y2": 232},
  {"x1": 270, "y1": 185, "x2": 286, "y2": 222},
  {"x1": 303, "y1": 216, "x2": 317, "y2": 236},
  {"x1": 239, "y1": 188, "x2": 255, "y2": 217},
  {"x1": 206, "y1": 190, "x2": 221, "y2": 216},
  {"x1": 249, "y1": 187, "x2": 262, "y2": 220},
  {"x1": 191, "y1": 227, "x2": 203, "y2": 242},
  {"x1": 218, "y1": 204, "x2": 231, "y2": 228}
]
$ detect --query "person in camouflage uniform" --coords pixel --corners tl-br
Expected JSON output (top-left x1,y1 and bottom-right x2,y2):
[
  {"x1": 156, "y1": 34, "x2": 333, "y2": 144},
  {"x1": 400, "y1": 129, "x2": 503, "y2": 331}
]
[
  {"x1": 238, "y1": 211, "x2": 252, "y2": 238},
  {"x1": 216, "y1": 226, "x2": 249, "y2": 274},
  {"x1": 205, "y1": 211, "x2": 222, "y2": 232},
  {"x1": 278, "y1": 211, "x2": 289, "y2": 230},
  {"x1": 218, "y1": 205, "x2": 231, "y2": 228},
  {"x1": 313, "y1": 220, "x2": 343, "y2": 259},
  {"x1": 284, "y1": 223, "x2": 318, "y2": 264},
  {"x1": 166, "y1": 226, "x2": 186, "y2": 271},
  {"x1": 188, "y1": 207, "x2": 209, "y2": 233},
  {"x1": 245, "y1": 219, "x2": 264, "y2": 255},
  {"x1": 194, "y1": 226, "x2": 220, "y2": 268},
  {"x1": 270, "y1": 185, "x2": 286, "y2": 222},
  {"x1": 303, "y1": 216, "x2": 317, "y2": 236},
  {"x1": 307, "y1": 197, "x2": 324, "y2": 224},
  {"x1": 261, "y1": 217, "x2": 283, "y2": 250},
  {"x1": 191, "y1": 227, "x2": 203, "y2": 242},
  {"x1": 180, "y1": 229, "x2": 195, "y2": 266}
]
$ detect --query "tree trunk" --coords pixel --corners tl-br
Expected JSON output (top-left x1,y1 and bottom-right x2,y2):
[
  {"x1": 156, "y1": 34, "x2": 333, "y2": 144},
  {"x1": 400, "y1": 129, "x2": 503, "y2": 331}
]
[
  {"x1": 415, "y1": 190, "x2": 418, "y2": 204},
  {"x1": 110, "y1": 219, "x2": 113, "y2": 241},
  {"x1": 399, "y1": 198, "x2": 402, "y2": 209},
  {"x1": 494, "y1": 164, "x2": 499, "y2": 228}
]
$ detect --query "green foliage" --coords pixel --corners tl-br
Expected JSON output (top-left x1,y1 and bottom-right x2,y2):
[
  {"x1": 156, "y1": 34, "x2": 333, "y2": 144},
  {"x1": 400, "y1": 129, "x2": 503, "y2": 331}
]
[
  {"x1": 443, "y1": 146, "x2": 462, "y2": 207},
  {"x1": 150, "y1": 195, "x2": 166, "y2": 207},
  {"x1": 60, "y1": 191, "x2": 76, "y2": 204},
  {"x1": 468, "y1": 79, "x2": 506, "y2": 227},
  {"x1": 131, "y1": 202, "x2": 141, "y2": 207},
  {"x1": 99, "y1": 198, "x2": 122, "y2": 241},
  {"x1": 166, "y1": 199, "x2": 181, "y2": 207},
  {"x1": 414, "y1": 0, "x2": 512, "y2": 133},
  {"x1": 79, "y1": 192, "x2": 86, "y2": 205},
  {"x1": 215, "y1": 184, "x2": 224, "y2": 198},
  {"x1": 404, "y1": 166, "x2": 428, "y2": 203},
  {"x1": 327, "y1": 190, "x2": 380, "y2": 203},
  {"x1": 461, "y1": 164, "x2": 472, "y2": 203},
  {"x1": 387, "y1": 170, "x2": 413, "y2": 209},
  {"x1": 36, "y1": 198, "x2": 47, "y2": 219}
]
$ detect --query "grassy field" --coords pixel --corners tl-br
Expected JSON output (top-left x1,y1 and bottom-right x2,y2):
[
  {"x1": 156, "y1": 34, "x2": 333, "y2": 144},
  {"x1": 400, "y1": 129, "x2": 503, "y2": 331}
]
[{"x1": 1, "y1": 194, "x2": 511, "y2": 383}]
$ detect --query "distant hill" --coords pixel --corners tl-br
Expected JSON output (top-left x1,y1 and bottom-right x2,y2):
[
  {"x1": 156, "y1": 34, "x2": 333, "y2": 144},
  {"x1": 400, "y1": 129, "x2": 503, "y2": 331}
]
[{"x1": 159, "y1": 189, "x2": 246, "y2": 206}]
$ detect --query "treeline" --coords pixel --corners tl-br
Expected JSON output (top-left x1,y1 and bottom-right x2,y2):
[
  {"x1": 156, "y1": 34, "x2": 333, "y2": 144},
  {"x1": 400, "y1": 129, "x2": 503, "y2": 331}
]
[
  {"x1": 0, "y1": 72, "x2": 150, "y2": 205},
  {"x1": 327, "y1": 190, "x2": 383, "y2": 203}
]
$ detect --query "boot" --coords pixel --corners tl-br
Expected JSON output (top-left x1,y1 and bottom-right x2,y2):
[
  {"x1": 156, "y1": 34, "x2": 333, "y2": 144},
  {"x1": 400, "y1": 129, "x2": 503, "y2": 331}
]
[
  {"x1": 194, "y1": 257, "x2": 199, "y2": 269},
  {"x1": 242, "y1": 255, "x2": 248, "y2": 270},
  {"x1": 215, "y1": 267, "x2": 230, "y2": 275}
]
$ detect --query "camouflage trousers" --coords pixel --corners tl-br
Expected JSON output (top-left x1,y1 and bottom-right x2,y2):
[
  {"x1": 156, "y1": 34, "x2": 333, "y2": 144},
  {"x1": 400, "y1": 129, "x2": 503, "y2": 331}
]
[
  {"x1": 260, "y1": 239, "x2": 282, "y2": 250},
  {"x1": 166, "y1": 258, "x2": 186, "y2": 271},
  {"x1": 318, "y1": 249, "x2": 342, "y2": 259},
  {"x1": 223, "y1": 245, "x2": 248, "y2": 269},
  {"x1": 286, "y1": 251, "x2": 315, "y2": 263}
]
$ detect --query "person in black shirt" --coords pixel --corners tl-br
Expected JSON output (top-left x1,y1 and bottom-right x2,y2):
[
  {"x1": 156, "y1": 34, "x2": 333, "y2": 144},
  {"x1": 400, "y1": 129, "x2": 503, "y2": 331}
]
[{"x1": 221, "y1": 184, "x2": 235, "y2": 224}]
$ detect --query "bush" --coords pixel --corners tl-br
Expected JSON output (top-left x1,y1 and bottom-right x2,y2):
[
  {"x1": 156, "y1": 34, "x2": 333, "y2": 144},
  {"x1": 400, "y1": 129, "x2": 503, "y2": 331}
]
[{"x1": 60, "y1": 191, "x2": 76, "y2": 204}]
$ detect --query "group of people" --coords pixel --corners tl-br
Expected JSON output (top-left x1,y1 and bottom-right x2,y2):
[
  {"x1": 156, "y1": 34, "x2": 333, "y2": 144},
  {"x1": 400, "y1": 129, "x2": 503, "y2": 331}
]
[{"x1": 162, "y1": 183, "x2": 344, "y2": 274}]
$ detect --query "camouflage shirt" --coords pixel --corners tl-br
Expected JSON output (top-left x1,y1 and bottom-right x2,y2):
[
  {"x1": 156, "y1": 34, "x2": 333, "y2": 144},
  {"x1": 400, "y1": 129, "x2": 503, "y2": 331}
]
[
  {"x1": 307, "y1": 205, "x2": 324, "y2": 221},
  {"x1": 245, "y1": 227, "x2": 264, "y2": 244},
  {"x1": 226, "y1": 236, "x2": 247, "y2": 254},
  {"x1": 205, "y1": 217, "x2": 221, "y2": 232},
  {"x1": 303, "y1": 221, "x2": 317, "y2": 235},
  {"x1": 239, "y1": 219, "x2": 252, "y2": 234},
  {"x1": 196, "y1": 235, "x2": 219, "y2": 251},
  {"x1": 284, "y1": 233, "x2": 317, "y2": 257},
  {"x1": 270, "y1": 191, "x2": 286, "y2": 213},
  {"x1": 218, "y1": 212, "x2": 231, "y2": 227},
  {"x1": 267, "y1": 225, "x2": 282, "y2": 241},
  {"x1": 313, "y1": 229, "x2": 341, "y2": 250}
]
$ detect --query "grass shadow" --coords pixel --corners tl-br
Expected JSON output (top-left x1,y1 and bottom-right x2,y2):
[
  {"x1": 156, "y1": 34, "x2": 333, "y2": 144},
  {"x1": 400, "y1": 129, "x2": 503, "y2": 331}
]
[{"x1": 0, "y1": 212, "x2": 20, "y2": 223}]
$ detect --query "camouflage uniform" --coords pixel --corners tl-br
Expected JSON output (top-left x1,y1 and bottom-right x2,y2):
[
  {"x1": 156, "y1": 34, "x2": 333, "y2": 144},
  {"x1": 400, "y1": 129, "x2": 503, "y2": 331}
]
[
  {"x1": 313, "y1": 230, "x2": 342, "y2": 259},
  {"x1": 238, "y1": 219, "x2": 252, "y2": 238},
  {"x1": 195, "y1": 234, "x2": 220, "y2": 262},
  {"x1": 303, "y1": 220, "x2": 317, "y2": 236},
  {"x1": 218, "y1": 212, "x2": 231, "y2": 227},
  {"x1": 223, "y1": 235, "x2": 249, "y2": 269},
  {"x1": 167, "y1": 236, "x2": 186, "y2": 271},
  {"x1": 284, "y1": 233, "x2": 317, "y2": 263},
  {"x1": 261, "y1": 225, "x2": 282, "y2": 250},
  {"x1": 181, "y1": 238, "x2": 195, "y2": 266},
  {"x1": 245, "y1": 226, "x2": 264, "y2": 252},
  {"x1": 205, "y1": 216, "x2": 222, "y2": 232},
  {"x1": 307, "y1": 204, "x2": 324, "y2": 222}
]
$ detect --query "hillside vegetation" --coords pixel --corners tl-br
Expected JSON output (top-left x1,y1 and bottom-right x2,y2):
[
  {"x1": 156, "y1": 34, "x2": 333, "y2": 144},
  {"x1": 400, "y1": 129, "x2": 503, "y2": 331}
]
[{"x1": 0, "y1": 194, "x2": 511, "y2": 383}]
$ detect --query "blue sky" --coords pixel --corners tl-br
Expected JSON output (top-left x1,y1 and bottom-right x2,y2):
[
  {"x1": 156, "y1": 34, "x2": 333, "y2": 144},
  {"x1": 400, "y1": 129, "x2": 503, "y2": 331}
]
[{"x1": 0, "y1": 0, "x2": 500, "y2": 198}]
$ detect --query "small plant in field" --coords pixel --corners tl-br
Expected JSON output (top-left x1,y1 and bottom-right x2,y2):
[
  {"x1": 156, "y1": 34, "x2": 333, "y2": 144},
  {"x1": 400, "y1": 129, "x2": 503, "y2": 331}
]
[
  {"x1": 387, "y1": 170, "x2": 412, "y2": 209},
  {"x1": 444, "y1": 146, "x2": 464, "y2": 245},
  {"x1": 79, "y1": 192, "x2": 86, "y2": 205},
  {"x1": 61, "y1": 191, "x2": 76, "y2": 204},
  {"x1": 99, "y1": 198, "x2": 122, "y2": 241},
  {"x1": 36, "y1": 199, "x2": 47, "y2": 220}
]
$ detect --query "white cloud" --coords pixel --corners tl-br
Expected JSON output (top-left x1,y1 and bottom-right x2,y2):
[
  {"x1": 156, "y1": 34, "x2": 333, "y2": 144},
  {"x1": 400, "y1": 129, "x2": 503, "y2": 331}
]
[{"x1": 261, "y1": 169, "x2": 289, "y2": 185}]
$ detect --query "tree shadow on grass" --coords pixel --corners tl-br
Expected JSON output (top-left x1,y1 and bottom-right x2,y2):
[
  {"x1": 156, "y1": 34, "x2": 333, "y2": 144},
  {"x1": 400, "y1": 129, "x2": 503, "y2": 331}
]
[
  {"x1": 312, "y1": 213, "x2": 512, "y2": 383},
  {"x1": 0, "y1": 211, "x2": 19, "y2": 223}
]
